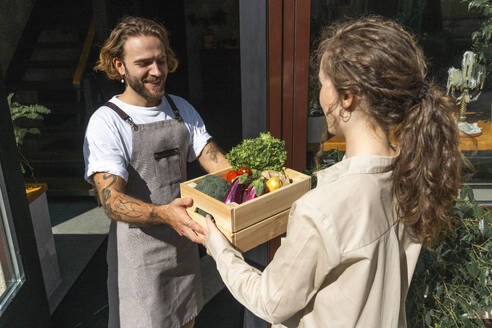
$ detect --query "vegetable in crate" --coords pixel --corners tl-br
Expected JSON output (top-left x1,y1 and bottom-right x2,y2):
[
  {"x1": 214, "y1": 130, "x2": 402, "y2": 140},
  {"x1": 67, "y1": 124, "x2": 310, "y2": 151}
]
[
  {"x1": 242, "y1": 178, "x2": 266, "y2": 203},
  {"x1": 225, "y1": 132, "x2": 287, "y2": 172},
  {"x1": 261, "y1": 169, "x2": 291, "y2": 186},
  {"x1": 223, "y1": 178, "x2": 245, "y2": 204},
  {"x1": 237, "y1": 166, "x2": 252, "y2": 176},
  {"x1": 194, "y1": 175, "x2": 230, "y2": 216},
  {"x1": 226, "y1": 170, "x2": 238, "y2": 183},
  {"x1": 265, "y1": 176, "x2": 282, "y2": 192}
]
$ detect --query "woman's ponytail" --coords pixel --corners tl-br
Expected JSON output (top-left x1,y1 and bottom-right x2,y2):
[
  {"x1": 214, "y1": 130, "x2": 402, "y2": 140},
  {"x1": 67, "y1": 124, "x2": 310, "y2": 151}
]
[{"x1": 392, "y1": 82, "x2": 462, "y2": 246}]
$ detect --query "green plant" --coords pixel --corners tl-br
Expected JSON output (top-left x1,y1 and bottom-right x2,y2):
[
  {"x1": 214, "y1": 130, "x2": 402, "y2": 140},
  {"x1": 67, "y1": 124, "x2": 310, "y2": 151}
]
[
  {"x1": 8, "y1": 93, "x2": 51, "y2": 177},
  {"x1": 225, "y1": 132, "x2": 287, "y2": 172},
  {"x1": 195, "y1": 174, "x2": 231, "y2": 202},
  {"x1": 463, "y1": 0, "x2": 492, "y2": 76},
  {"x1": 407, "y1": 185, "x2": 492, "y2": 327}
]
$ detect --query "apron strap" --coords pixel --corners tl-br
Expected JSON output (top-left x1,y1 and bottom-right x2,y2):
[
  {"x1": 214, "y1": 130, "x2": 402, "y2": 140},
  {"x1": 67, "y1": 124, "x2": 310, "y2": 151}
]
[
  {"x1": 165, "y1": 94, "x2": 183, "y2": 122},
  {"x1": 104, "y1": 101, "x2": 138, "y2": 131}
]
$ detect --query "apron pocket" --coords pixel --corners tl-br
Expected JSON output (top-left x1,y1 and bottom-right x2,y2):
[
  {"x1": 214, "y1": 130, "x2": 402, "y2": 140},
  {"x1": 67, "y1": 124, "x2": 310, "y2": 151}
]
[{"x1": 154, "y1": 147, "x2": 183, "y2": 184}]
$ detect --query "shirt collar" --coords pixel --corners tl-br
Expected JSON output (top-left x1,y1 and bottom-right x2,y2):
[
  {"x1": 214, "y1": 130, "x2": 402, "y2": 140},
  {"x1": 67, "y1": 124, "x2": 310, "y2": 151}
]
[
  {"x1": 112, "y1": 95, "x2": 165, "y2": 113},
  {"x1": 315, "y1": 155, "x2": 395, "y2": 185}
]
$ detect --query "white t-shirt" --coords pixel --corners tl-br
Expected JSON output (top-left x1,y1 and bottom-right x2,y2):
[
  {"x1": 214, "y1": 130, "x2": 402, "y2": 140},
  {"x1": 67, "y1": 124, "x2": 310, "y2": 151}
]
[{"x1": 83, "y1": 94, "x2": 211, "y2": 183}]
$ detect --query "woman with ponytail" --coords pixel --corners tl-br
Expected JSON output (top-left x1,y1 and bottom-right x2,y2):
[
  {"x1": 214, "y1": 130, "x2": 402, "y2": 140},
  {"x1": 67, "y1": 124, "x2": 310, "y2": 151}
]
[{"x1": 200, "y1": 16, "x2": 462, "y2": 327}]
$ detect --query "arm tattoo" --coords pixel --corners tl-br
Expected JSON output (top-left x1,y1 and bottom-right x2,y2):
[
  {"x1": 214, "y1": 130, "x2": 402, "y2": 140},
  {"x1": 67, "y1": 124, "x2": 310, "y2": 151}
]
[
  {"x1": 102, "y1": 173, "x2": 116, "y2": 184},
  {"x1": 149, "y1": 209, "x2": 159, "y2": 221},
  {"x1": 113, "y1": 197, "x2": 143, "y2": 219},
  {"x1": 100, "y1": 174, "x2": 116, "y2": 213},
  {"x1": 206, "y1": 142, "x2": 220, "y2": 163},
  {"x1": 99, "y1": 173, "x2": 145, "y2": 222}
]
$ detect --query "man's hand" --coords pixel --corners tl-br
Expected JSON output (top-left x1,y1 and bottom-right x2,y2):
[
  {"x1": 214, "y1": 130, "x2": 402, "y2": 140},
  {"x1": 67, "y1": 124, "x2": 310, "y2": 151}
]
[
  {"x1": 158, "y1": 197, "x2": 207, "y2": 244},
  {"x1": 93, "y1": 172, "x2": 205, "y2": 243}
]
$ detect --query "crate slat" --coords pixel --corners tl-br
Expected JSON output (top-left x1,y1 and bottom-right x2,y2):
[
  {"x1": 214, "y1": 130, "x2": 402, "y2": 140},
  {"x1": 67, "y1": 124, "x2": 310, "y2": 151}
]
[
  {"x1": 180, "y1": 167, "x2": 311, "y2": 251},
  {"x1": 232, "y1": 209, "x2": 289, "y2": 252}
]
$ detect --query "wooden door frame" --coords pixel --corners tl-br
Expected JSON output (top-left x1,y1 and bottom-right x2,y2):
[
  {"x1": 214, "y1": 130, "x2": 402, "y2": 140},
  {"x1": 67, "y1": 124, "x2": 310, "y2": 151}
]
[
  {"x1": 268, "y1": 0, "x2": 310, "y2": 170},
  {"x1": 0, "y1": 79, "x2": 51, "y2": 327},
  {"x1": 267, "y1": 0, "x2": 311, "y2": 261}
]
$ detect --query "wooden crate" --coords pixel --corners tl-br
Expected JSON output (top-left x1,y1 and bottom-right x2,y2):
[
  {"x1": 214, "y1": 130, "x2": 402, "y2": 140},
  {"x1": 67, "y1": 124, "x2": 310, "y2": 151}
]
[{"x1": 180, "y1": 167, "x2": 311, "y2": 252}]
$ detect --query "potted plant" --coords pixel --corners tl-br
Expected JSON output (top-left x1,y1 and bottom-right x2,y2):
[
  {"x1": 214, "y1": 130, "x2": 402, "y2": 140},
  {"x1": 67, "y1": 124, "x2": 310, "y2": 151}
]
[{"x1": 7, "y1": 93, "x2": 51, "y2": 181}]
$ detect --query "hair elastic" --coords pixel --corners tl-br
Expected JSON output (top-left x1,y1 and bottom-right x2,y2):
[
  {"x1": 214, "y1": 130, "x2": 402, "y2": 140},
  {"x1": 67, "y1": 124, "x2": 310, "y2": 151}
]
[{"x1": 417, "y1": 77, "x2": 431, "y2": 101}]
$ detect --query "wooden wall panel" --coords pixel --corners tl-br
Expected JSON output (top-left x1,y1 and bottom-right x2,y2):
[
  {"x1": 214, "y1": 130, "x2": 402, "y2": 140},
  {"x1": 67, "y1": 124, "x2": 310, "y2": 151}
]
[
  {"x1": 267, "y1": 0, "x2": 311, "y2": 264},
  {"x1": 292, "y1": 1, "x2": 310, "y2": 170},
  {"x1": 281, "y1": 1, "x2": 295, "y2": 169},
  {"x1": 267, "y1": 0, "x2": 310, "y2": 171}
]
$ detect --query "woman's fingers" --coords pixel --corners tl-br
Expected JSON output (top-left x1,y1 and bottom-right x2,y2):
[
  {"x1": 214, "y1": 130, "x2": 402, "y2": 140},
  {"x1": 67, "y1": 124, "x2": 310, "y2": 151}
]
[{"x1": 205, "y1": 214, "x2": 217, "y2": 232}]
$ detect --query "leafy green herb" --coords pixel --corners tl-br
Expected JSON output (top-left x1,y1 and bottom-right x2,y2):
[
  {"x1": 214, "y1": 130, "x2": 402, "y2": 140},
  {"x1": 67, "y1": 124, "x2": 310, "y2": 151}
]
[
  {"x1": 238, "y1": 173, "x2": 249, "y2": 184},
  {"x1": 250, "y1": 178, "x2": 266, "y2": 197},
  {"x1": 225, "y1": 132, "x2": 287, "y2": 172}
]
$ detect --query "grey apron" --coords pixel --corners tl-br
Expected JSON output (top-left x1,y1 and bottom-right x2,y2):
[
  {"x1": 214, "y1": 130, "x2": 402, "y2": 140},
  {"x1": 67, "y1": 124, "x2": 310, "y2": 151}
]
[{"x1": 105, "y1": 95, "x2": 203, "y2": 328}]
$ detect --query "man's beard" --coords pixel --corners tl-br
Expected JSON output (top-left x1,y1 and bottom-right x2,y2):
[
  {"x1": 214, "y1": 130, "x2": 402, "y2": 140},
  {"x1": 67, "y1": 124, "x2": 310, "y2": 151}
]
[{"x1": 124, "y1": 68, "x2": 165, "y2": 104}]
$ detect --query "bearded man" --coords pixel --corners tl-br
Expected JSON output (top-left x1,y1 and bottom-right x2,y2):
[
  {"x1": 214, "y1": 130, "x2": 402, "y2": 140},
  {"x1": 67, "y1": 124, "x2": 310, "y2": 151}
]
[{"x1": 83, "y1": 16, "x2": 229, "y2": 328}]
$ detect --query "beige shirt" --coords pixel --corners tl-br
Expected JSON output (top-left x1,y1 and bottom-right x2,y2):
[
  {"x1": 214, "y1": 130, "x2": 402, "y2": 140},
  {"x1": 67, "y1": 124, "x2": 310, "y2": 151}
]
[{"x1": 207, "y1": 155, "x2": 422, "y2": 328}]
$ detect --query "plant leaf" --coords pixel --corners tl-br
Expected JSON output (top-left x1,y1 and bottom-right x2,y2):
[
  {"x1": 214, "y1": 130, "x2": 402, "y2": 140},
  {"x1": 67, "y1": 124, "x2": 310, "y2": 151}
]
[
  {"x1": 251, "y1": 178, "x2": 265, "y2": 197},
  {"x1": 238, "y1": 173, "x2": 249, "y2": 184},
  {"x1": 425, "y1": 311, "x2": 432, "y2": 326}
]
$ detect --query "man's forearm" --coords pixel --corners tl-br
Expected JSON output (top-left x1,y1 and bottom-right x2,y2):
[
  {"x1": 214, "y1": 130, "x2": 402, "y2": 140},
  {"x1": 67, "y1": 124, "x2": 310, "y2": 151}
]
[
  {"x1": 199, "y1": 140, "x2": 230, "y2": 173},
  {"x1": 94, "y1": 172, "x2": 204, "y2": 241},
  {"x1": 98, "y1": 174, "x2": 162, "y2": 226}
]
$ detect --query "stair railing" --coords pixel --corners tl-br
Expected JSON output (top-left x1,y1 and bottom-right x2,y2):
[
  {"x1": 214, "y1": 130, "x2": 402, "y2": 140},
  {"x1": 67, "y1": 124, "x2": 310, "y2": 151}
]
[{"x1": 72, "y1": 19, "x2": 95, "y2": 126}]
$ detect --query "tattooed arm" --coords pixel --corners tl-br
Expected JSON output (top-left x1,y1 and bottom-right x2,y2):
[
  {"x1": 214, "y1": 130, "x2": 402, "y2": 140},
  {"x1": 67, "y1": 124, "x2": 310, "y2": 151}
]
[
  {"x1": 92, "y1": 172, "x2": 206, "y2": 242},
  {"x1": 198, "y1": 140, "x2": 230, "y2": 173}
]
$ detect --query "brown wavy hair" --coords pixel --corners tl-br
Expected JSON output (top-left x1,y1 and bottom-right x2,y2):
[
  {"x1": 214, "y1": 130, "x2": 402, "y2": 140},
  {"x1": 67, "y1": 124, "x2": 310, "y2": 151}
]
[
  {"x1": 316, "y1": 16, "x2": 462, "y2": 246},
  {"x1": 94, "y1": 16, "x2": 178, "y2": 80}
]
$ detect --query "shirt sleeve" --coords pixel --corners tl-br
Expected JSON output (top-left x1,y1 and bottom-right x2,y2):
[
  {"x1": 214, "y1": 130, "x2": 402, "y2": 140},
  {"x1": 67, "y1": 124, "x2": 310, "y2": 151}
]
[
  {"x1": 83, "y1": 111, "x2": 129, "y2": 183},
  {"x1": 207, "y1": 201, "x2": 341, "y2": 324},
  {"x1": 174, "y1": 96, "x2": 211, "y2": 162}
]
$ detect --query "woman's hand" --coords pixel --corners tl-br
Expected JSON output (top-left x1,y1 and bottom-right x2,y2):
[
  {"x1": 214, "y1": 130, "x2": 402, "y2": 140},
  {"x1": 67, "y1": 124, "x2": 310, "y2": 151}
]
[{"x1": 204, "y1": 214, "x2": 233, "y2": 257}]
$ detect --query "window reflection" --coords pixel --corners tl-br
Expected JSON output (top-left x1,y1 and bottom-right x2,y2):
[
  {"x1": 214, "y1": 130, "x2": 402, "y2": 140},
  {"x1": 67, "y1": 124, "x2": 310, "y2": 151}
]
[{"x1": 308, "y1": 0, "x2": 492, "y2": 188}]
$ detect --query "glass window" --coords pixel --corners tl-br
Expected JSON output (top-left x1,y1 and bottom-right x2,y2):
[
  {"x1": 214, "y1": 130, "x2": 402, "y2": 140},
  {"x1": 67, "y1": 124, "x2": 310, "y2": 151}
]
[
  {"x1": 0, "y1": 165, "x2": 24, "y2": 316},
  {"x1": 307, "y1": 1, "x2": 492, "y2": 200}
]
